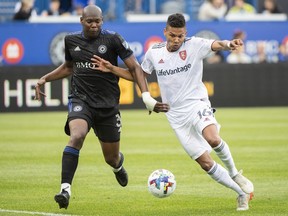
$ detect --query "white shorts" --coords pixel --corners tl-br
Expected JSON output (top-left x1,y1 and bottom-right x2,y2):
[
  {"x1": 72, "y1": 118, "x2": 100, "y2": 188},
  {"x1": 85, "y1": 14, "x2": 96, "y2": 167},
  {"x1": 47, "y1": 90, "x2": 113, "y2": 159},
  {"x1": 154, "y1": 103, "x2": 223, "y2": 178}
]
[{"x1": 173, "y1": 102, "x2": 220, "y2": 160}]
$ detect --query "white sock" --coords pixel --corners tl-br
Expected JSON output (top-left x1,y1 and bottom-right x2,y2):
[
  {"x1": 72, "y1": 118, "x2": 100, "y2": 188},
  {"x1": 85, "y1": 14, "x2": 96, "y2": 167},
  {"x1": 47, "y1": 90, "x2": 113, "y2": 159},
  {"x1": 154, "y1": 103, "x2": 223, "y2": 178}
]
[
  {"x1": 208, "y1": 162, "x2": 245, "y2": 195},
  {"x1": 61, "y1": 183, "x2": 71, "y2": 196},
  {"x1": 213, "y1": 140, "x2": 238, "y2": 177}
]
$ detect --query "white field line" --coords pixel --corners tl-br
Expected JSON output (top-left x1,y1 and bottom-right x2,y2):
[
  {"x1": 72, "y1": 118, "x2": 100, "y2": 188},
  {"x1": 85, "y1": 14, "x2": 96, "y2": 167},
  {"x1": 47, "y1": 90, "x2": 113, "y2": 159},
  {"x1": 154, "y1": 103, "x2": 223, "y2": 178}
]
[{"x1": 0, "y1": 208, "x2": 81, "y2": 216}]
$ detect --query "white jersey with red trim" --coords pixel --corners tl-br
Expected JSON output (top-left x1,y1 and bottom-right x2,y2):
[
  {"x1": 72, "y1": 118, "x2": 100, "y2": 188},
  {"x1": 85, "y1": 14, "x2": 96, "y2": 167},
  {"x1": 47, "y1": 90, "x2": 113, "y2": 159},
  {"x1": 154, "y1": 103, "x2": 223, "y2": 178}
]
[{"x1": 141, "y1": 36, "x2": 215, "y2": 128}]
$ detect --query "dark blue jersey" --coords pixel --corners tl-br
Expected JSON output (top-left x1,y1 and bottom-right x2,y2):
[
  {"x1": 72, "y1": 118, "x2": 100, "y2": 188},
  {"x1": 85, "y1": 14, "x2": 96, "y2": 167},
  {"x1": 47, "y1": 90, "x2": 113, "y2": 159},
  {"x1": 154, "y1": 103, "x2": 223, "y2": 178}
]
[{"x1": 64, "y1": 29, "x2": 133, "y2": 108}]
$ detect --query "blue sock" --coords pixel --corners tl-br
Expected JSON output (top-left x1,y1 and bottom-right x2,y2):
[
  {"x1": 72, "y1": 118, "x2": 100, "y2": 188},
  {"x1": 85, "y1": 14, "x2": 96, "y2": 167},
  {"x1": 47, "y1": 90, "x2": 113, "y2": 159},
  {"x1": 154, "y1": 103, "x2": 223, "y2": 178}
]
[{"x1": 61, "y1": 146, "x2": 80, "y2": 184}]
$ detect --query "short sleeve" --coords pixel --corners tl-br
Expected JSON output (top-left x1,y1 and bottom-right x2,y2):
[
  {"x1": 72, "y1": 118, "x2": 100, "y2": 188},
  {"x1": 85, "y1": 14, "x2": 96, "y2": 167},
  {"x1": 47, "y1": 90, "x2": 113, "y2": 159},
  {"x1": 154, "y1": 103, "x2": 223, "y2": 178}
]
[
  {"x1": 141, "y1": 48, "x2": 154, "y2": 75},
  {"x1": 114, "y1": 33, "x2": 133, "y2": 61},
  {"x1": 191, "y1": 36, "x2": 214, "y2": 59},
  {"x1": 64, "y1": 36, "x2": 72, "y2": 62}
]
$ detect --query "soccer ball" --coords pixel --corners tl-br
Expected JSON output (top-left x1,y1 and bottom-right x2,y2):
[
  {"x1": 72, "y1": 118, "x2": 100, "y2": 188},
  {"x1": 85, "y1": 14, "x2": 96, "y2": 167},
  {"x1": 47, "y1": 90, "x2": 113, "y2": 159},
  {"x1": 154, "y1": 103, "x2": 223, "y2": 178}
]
[{"x1": 147, "y1": 169, "x2": 176, "y2": 198}]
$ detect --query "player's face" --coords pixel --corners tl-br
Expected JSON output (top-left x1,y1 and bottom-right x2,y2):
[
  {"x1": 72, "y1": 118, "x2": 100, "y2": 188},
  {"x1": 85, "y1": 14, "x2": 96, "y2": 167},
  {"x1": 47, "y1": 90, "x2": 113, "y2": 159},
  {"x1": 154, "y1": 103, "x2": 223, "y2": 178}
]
[
  {"x1": 81, "y1": 16, "x2": 103, "y2": 39},
  {"x1": 164, "y1": 26, "x2": 187, "y2": 52}
]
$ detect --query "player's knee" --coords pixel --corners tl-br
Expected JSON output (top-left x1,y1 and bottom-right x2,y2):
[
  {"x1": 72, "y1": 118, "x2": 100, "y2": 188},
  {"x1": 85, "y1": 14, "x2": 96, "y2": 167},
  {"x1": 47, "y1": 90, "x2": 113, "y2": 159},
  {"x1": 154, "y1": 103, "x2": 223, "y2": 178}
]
[{"x1": 69, "y1": 132, "x2": 86, "y2": 147}]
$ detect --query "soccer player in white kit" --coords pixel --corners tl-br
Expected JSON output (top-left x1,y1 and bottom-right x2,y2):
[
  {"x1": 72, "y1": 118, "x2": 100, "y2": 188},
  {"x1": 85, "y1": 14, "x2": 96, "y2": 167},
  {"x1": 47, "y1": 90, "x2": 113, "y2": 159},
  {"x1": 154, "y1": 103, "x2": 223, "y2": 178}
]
[{"x1": 91, "y1": 13, "x2": 254, "y2": 211}]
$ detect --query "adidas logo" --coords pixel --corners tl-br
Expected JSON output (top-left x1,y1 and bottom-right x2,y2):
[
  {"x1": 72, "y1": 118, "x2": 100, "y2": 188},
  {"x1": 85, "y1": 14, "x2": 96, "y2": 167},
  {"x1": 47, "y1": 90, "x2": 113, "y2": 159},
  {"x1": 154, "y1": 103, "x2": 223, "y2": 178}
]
[
  {"x1": 74, "y1": 46, "x2": 81, "y2": 51},
  {"x1": 158, "y1": 59, "x2": 164, "y2": 64}
]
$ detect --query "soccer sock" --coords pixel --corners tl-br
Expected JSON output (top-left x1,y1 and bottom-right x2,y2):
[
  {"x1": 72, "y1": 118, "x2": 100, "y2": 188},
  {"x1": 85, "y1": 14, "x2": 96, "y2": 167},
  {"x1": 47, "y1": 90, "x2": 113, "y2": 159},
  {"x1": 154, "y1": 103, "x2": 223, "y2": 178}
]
[
  {"x1": 60, "y1": 183, "x2": 71, "y2": 196},
  {"x1": 61, "y1": 146, "x2": 79, "y2": 194},
  {"x1": 213, "y1": 140, "x2": 238, "y2": 177},
  {"x1": 207, "y1": 162, "x2": 245, "y2": 195}
]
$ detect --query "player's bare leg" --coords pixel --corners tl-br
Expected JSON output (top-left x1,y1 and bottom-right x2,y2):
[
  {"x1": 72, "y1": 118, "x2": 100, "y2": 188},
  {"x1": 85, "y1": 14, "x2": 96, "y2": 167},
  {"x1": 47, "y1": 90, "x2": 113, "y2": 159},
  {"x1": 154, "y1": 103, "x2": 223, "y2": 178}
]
[{"x1": 100, "y1": 140, "x2": 128, "y2": 186}]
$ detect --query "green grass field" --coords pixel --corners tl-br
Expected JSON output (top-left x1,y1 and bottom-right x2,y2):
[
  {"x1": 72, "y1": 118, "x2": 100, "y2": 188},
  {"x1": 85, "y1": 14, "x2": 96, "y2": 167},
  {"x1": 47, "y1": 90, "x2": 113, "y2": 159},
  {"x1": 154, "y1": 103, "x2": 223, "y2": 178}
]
[{"x1": 1, "y1": 107, "x2": 288, "y2": 216}]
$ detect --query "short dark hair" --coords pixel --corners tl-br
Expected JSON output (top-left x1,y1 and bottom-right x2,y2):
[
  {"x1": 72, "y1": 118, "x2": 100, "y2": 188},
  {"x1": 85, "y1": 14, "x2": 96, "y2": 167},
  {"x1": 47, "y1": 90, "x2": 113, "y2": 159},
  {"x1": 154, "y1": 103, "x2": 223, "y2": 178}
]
[{"x1": 166, "y1": 13, "x2": 186, "y2": 28}]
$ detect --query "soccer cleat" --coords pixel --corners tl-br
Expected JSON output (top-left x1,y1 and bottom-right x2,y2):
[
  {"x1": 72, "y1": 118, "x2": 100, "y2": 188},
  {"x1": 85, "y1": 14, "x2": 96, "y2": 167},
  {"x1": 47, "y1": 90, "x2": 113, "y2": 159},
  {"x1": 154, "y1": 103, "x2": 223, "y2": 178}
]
[
  {"x1": 54, "y1": 190, "x2": 70, "y2": 209},
  {"x1": 113, "y1": 152, "x2": 128, "y2": 187},
  {"x1": 114, "y1": 166, "x2": 128, "y2": 187},
  {"x1": 236, "y1": 193, "x2": 253, "y2": 211},
  {"x1": 232, "y1": 170, "x2": 254, "y2": 194}
]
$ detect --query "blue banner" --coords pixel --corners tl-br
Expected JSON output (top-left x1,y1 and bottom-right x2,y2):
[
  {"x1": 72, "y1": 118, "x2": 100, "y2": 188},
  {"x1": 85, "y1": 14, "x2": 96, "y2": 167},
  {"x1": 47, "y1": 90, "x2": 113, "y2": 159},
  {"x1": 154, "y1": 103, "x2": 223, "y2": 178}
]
[{"x1": 0, "y1": 21, "x2": 287, "y2": 65}]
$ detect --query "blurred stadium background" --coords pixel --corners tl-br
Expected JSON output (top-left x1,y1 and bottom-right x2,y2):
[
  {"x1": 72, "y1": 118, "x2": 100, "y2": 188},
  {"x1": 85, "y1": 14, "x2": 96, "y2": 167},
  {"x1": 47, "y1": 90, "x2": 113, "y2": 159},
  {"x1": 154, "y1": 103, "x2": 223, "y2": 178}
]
[
  {"x1": 1, "y1": 0, "x2": 288, "y2": 21},
  {"x1": 1, "y1": 1, "x2": 288, "y2": 215},
  {"x1": 0, "y1": 0, "x2": 288, "y2": 112}
]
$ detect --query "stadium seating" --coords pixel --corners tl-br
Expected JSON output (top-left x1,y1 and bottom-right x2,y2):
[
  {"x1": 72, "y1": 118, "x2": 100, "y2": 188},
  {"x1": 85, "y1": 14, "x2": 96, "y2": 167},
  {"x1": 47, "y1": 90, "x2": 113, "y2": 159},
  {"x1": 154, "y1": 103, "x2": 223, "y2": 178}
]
[
  {"x1": 1, "y1": 0, "x2": 288, "y2": 23},
  {"x1": 0, "y1": 0, "x2": 18, "y2": 21}
]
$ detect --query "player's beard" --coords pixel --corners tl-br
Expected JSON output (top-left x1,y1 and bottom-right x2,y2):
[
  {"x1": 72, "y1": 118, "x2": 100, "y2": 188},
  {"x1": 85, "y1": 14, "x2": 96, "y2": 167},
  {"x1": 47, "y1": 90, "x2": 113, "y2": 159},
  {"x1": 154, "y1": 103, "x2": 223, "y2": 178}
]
[
  {"x1": 167, "y1": 43, "x2": 181, "y2": 52},
  {"x1": 87, "y1": 28, "x2": 101, "y2": 39}
]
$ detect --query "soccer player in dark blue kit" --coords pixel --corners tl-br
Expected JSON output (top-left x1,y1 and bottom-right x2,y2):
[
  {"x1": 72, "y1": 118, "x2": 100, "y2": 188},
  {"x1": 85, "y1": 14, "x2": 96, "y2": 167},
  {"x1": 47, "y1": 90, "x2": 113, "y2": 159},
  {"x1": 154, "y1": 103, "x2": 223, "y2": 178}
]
[{"x1": 35, "y1": 5, "x2": 169, "y2": 209}]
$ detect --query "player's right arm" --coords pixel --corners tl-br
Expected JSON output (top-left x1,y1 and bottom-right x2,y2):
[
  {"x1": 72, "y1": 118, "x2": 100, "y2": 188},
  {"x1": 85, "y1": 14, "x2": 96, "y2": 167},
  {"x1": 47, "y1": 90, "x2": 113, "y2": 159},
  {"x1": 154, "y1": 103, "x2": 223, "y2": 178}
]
[
  {"x1": 212, "y1": 39, "x2": 243, "y2": 51},
  {"x1": 35, "y1": 61, "x2": 73, "y2": 101}
]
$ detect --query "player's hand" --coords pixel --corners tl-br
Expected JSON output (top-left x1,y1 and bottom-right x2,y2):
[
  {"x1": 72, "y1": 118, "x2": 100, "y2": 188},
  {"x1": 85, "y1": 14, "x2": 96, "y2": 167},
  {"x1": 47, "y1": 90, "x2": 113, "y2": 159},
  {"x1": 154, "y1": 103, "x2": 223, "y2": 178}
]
[
  {"x1": 34, "y1": 79, "x2": 46, "y2": 101},
  {"x1": 229, "y1": 39, "x2": 243, "y2": 51},
  {"x1": 152, "y1": 102, "x2": 170, "y2": 113},
  {"x1": 91, "y1": 55, "x2": 112, "y2": 72},
  {"x1": 142, "y1": 92, "x2": 169, "y2": 114}
]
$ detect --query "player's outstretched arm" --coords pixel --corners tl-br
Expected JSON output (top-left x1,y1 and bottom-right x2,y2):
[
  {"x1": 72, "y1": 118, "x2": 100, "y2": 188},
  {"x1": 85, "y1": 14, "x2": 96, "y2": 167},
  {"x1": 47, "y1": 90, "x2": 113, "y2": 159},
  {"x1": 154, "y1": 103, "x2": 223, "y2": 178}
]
[
  {"x1": 34, "y1": 61, "x2": 73, "y2": 101},
  {"x1": 212, "y1": 39, "x2": 243, "y2": 51},
  {"x1": 91, "y1": 55, "x2": 134, "y2": 81},
  {"x1": 91, "y1": 55, "x2": 169, "y2": 113},
  {"x1": 123, "y1": 56, "x2": 170, "y2": 113}
]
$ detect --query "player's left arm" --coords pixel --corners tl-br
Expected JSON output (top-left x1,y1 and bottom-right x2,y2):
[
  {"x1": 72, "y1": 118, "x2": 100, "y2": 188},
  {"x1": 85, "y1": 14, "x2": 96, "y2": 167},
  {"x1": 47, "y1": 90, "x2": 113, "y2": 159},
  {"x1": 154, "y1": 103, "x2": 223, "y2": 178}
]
[
  {"x1": 123, "y1": 54, "x2": 150, "y2": 92},
  {"x1": 92, "y1": 53, "x2": 150, "y2": 93},
  {"x1": 124, "y1": 55, "x2": 169, "y2": 113},
  {"x1": 91, "y1": 55, "x2": 134, "y2": 81},
  {"x1": 91, "y1": 54, "x2": 169, "y2": 113},
  {"x1": 212, "y1": 39, "x2": 243, "y2": 51}
]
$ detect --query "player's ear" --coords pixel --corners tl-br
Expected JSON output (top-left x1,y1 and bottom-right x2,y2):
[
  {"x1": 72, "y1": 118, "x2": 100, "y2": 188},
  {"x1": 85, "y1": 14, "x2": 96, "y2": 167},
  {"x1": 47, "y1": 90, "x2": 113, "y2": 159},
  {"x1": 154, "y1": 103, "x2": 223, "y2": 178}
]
[{"x1": 163, "y1": 27, "x2": 167, "y2": 37}]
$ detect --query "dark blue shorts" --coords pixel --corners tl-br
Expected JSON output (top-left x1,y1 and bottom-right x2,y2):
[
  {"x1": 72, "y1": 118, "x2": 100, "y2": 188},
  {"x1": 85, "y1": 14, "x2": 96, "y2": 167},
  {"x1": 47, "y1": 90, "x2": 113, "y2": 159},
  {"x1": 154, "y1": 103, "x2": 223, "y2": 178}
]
[{"x1": 64, "y1": 97, "x2": 121, "y2": 142}]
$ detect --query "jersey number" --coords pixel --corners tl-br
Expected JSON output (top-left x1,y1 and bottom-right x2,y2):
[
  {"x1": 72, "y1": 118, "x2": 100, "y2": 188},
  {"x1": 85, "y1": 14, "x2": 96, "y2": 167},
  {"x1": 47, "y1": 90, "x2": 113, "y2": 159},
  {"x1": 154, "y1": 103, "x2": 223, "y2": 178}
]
[
  {"x1": 115, "y1": 113, "x2": 121, "y2": 133},
  {"x1": 197, "y1": 108, "x2": 213, "y2": 119}
]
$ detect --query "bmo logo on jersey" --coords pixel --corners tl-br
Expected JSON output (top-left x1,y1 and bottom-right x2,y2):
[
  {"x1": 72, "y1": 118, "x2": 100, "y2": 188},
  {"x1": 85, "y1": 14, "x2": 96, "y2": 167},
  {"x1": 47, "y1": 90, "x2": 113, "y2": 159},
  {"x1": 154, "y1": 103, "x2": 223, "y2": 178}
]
[{"x1": 75, "y1": 62, "x2": 97, "y2": 69}]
